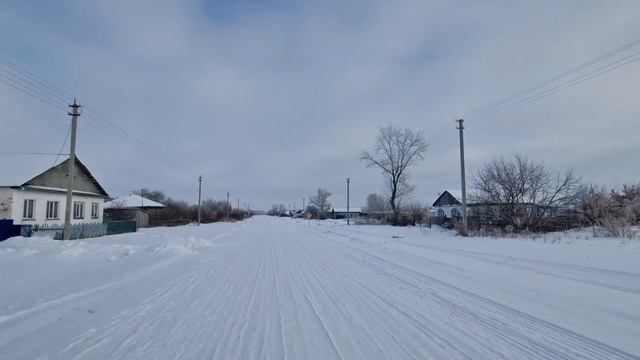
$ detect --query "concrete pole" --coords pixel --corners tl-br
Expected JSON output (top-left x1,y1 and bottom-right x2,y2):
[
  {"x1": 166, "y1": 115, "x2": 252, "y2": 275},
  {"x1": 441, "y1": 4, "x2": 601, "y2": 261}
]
[
  {"x1": 346, "y1": 178, "x2": 350, "y2": 225},
  {"x1": 197, "y1": 176, "x2": 202, "y2": 226},
  {"x1": 63, "y1": 99, "x2": 80, "y2": 240},
  {"x1": 456, "y1": 119, "x2": 468, "y2": 235}
]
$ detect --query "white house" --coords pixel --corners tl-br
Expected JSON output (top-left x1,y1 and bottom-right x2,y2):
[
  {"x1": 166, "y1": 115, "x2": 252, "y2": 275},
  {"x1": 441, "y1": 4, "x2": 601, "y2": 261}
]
[
  {"x1": 432, "y1": 190, "x2": 463, "y2": 220},
  {"x1": 0, "y1": 157, "x2": 109, "y2": 226}
]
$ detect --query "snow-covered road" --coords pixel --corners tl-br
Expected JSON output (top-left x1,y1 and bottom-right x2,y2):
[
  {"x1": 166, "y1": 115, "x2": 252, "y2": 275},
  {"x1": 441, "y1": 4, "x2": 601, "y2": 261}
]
[{"x1": 1, "y1": 216, "x2": 639, "y2": 359}]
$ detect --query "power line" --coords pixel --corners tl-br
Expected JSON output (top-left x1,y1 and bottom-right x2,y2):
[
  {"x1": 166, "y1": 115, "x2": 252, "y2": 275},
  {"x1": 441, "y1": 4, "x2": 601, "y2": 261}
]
[
  {"x1": 0, "y1": 55, "x2": 195, "y2": 177},
  {"x1": 467, "y1": 38, "x2": 640, "y2": 118},
  {"x1": 0, "y1": 152, "x2": 68, "y2": 156},
  {"x1": 473, "y1": 51, "x2": 640, "y2": 122},
  {"x1": 0, "y1": 56, "x2": 75, "y2": 101},
  {"x1": 0, "y1": 72, "x2": 68, "y2": 112},
  {"x1": 53, "y1": 123, "x2": 72, "y2": 166}
]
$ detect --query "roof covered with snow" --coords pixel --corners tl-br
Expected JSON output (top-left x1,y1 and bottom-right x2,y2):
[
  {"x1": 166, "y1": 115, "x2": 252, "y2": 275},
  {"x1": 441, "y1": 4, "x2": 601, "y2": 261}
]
[
  {"x1": 105, "y1": 194, "x2": 165, "y2": 209},
  {"x1": 332, "y1": 207, "x2": 362, "y2": 213},
  {"x1": 445, "y1": 190, "x2": 462, "y2": 201},
  {"x1": 433, "y1": 190, "x2": 463, "y2": 207}
]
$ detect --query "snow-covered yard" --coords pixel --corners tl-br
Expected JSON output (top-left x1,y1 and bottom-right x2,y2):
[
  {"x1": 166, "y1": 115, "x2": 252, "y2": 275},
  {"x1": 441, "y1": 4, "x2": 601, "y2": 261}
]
[{"x1": 1, "y1": 216, "x2": 639, "y2": 359}]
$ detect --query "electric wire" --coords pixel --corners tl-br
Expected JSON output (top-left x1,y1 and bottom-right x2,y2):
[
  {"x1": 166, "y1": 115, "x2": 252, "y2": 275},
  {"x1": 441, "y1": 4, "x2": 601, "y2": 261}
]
[
  {"x1": 52, "y1": 124, "x2": 72, "y2": 166},
  {"x1": 0, "y1": 58, "x2": 195, "y2": 177},
  {"x1": 467, "y1": 38, "x2": 640, "y2": 118}
]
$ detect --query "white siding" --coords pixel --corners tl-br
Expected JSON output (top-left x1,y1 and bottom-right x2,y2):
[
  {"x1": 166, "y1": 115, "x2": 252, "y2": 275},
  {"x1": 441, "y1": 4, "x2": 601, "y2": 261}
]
[
  {"x1": 8, "y1": 188, "x2": 104, "y2": 226},
  {"x1": 0, "y1": 187, "x2": 12, "y2": 220}
]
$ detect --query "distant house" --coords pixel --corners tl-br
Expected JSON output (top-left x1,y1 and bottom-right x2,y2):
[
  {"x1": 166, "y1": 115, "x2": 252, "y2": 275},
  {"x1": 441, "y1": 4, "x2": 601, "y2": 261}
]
[
  {"x1": 432, "y1": 190, "x2": 463, "y2": 220},
  {"x1": 104, "y1": 194, "x2": 165, "y2": 228},
  {"x1": 0, "y1": 157, "x2": 109, "y2": 227},
  {"x1": 332, "y1": 207, "x2": 363, "y2": 219}
]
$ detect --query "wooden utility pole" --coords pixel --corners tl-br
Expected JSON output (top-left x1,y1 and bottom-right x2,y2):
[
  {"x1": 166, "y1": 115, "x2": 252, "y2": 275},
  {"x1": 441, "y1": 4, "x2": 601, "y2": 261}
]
[
  {"x1": 63, "y1": 99, "x2": 80, "y2": 240},
  {"x1": 226, "y1": 192, "x2": 230, "y2": 219},
  {"x1": 346, "y1": 177, "x2": 350, "y2": 225},
  {"x1": 456, "y1": 119, "x2": 468, "y2": 235},
  {"x1": 197, "y1": 176, "x2": 203, "y2": 225}
]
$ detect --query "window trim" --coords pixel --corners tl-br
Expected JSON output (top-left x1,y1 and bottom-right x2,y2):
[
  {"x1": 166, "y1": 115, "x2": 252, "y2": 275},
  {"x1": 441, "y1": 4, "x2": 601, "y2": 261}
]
[
  {"x1": 91, "y1": 202, "x2": 100, "y2": 219},
  {"x1": 23, "y1": 199, "x2": 35, "y2": 220},
  {"x1": 451, "y1": 207, "x2": 461, "y2": 220},
  {"x1": 46, "y1": 200, "x2": 59, "y2": 220},
  {"x1": 73, "y1": 201, "x2": 85, "y2": 220}
]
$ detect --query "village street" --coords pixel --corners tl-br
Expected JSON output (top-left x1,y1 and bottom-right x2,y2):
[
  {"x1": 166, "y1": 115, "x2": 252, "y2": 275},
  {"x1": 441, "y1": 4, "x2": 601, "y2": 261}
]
[{"x1": 1, "y1": 216, "x2": 639, "y2": 359}]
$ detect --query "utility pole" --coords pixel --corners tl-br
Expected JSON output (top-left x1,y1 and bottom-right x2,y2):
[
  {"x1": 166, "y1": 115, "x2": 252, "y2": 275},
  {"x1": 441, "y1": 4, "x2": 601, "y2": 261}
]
[
  {"x1": 197, "y1": 176, "x2": 203, "y2": 225},
  {"x1": 346, "y1": 177, "x2": 350, "y2": 225},
  {"x1": 456, "y1": 119, "x2": 468, "y2": 235},
  {"x1": 237, "y1": 198, "x2": 240, "y2": 211},
  {"x1": 226, "y1": 192, "x2": 230, "y2": 219},
  {"x1": 63, "y1": 99, "x2": 80, "y2": 240}
]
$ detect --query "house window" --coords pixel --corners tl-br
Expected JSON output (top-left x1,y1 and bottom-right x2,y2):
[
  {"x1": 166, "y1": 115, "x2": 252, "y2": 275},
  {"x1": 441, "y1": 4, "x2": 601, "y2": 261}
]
[
  {"x1": 46, "y1": 201, "x2": 59, "y2": 219},
  {"x1": 437, "y1": 209, "x2": 445, "y2": 218},
  {"x1": 91, "y1": 202, "x2": 100, "y2": 219},
  {"x1": 451, "y1": 208, "x2": 461, "y2": 220},
  {"x1": 73, "y1": 202, "x2": 85, "y2": 219},
  {"x1": 23, "y1": 199, "x2": 35, "y2": 219}
]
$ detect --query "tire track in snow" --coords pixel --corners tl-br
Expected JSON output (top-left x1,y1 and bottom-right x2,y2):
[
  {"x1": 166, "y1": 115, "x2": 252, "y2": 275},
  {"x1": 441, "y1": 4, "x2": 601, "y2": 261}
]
[
  {"x1": 268, "y1": 236, "x2": 288, "y2": 360},
  {"x1": 308, "y1": 227, "x2": 640, "y2": 360},
  {"x1": 296, "y1": 226, "x2": 502, "y2": 359},
  {"x1": 327, "y1": 227, "x2": 640, "y2": 295},
  {"x1": 281, "y1": 238, "x2": 344, "y2": 359}
]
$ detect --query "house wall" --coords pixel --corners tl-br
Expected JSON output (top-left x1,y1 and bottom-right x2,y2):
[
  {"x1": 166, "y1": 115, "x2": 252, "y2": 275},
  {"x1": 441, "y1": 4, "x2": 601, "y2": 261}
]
[
  {"x1": 104, "y1": 208, "x2": 150, "y2": 228},
  {"x1": 0, "y1": 187, "x2": 12, "y2": 220},
  {"x1": 9, "y1": 188, "x2": 104, "y2": 226},
  {"x1": 27, "y1": 161, "x2": 101, "y2": 194},
  {"x1": 436, "y1": 204, "x2": 462, "y2": 219}
]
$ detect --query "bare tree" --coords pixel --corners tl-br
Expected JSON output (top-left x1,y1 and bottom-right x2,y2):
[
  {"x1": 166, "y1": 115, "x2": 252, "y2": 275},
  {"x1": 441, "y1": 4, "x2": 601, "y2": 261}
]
[
  {"x1": 366, "y1": 193, "x2": 389, "y2": 216},
  {"x1": 472, "y1": 154, "x2": 582, "y2": 231},
  {"x1": 309, "y1": 188, "x2": 332, "y2": 219},
  {"x1": 579, "y1": 184, "x2": 610, "y2": 226},
  {"x1": 581, "y1": 183, "x2": 640, "y2": 237},
  {"x1": 361, "y1": 125, "x2": 428, "y2": 224},
  {"x1": 268, "y1": 204, "x2": 288, "y2": 216},
  {"x1": 132, "y1": 189, "x2": 167, "y2": 203},
  {"x1": 407, "y1": 201, "x2": 426, "y2": 226}
]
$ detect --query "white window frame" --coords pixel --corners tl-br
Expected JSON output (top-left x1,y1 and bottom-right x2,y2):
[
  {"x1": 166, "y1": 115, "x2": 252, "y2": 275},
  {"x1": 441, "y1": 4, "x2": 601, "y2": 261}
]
[
  {"x1": 91, "y1": 202, "x2": 100, "y2": 219},
  {"x1": 46, "y1": 201, "x2": 59, "y2": 219},
  {"x1": 73, "y1": 201, "x2": 85, "y2": 219},
  {"x1": 23, "y1": 199, "x2": 35, "y2": 219}
]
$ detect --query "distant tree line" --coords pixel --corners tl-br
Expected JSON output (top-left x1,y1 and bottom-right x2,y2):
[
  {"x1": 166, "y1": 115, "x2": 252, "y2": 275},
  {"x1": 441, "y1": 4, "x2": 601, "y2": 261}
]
[
  {"x1": 132, "y1": 189, "x2": 249, "y2": 225},
  {"x1": 268, "y1": 188, "x2": 334, "y2": 219}
]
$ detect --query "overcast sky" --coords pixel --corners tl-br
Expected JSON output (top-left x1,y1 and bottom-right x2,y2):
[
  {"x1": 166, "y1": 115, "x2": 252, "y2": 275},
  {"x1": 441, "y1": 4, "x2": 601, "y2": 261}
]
[{"x1": 1, "y1": 0, "x2": 639, "y2": 210}]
